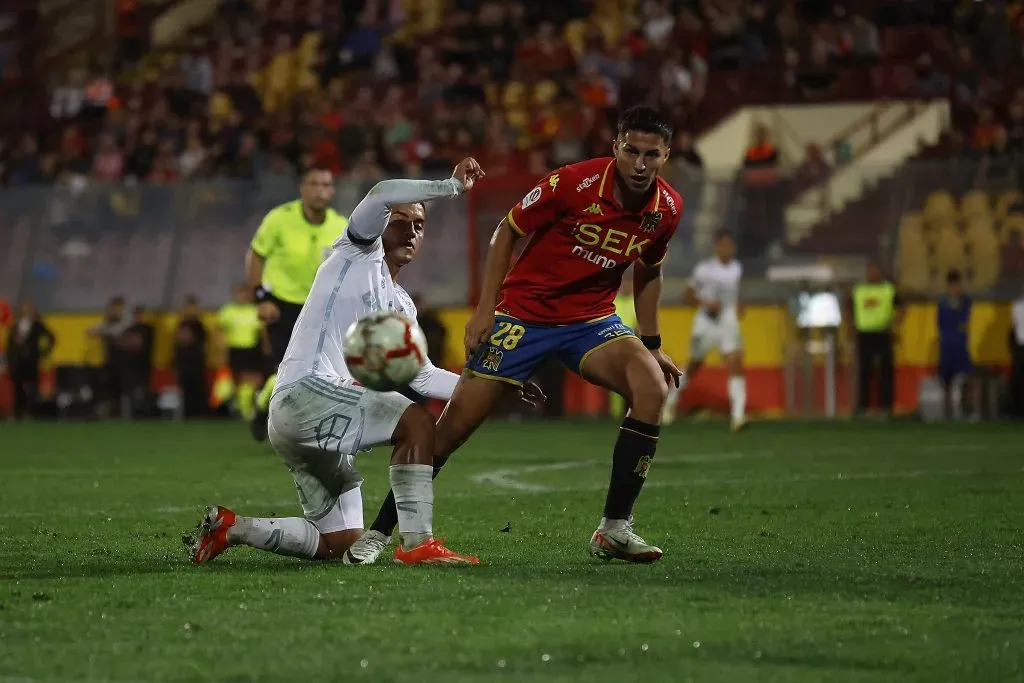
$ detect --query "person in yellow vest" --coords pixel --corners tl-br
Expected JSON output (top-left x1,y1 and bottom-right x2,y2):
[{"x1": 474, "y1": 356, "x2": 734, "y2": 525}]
[
  {"x1": 213, "y1": 284, "x2": 267, "y2": 421},
  {"x1": 850, "y1": 262, "x2": 902, "y2": 415},
  {"x1": 610, "y1": 276, "x2": 637, "y2": 418},
  {"x1": 245, "y1": 165, "x2": 349, "y2": 440}
]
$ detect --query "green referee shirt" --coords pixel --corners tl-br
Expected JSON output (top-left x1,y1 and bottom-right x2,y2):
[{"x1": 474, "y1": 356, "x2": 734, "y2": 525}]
[{"x1": 250, "y1": 200, "x2": 349, "y2": 305}]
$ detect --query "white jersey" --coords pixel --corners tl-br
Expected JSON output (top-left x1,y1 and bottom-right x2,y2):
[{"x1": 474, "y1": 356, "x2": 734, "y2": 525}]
[
  {"x1": 275, "y1": 178, "x2": 464, "y2": 400},
  {"x1": 692, "y1": 257, "x2": 742, "y2": 320}
]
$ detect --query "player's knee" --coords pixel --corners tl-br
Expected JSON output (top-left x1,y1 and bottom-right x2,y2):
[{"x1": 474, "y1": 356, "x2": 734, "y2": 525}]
[
  {"x1": 394, "y1": 403, "x2": 436, "y2": 448},
  {"x1": 629, "y1": 371, "x2": 669, "y2": 416}
]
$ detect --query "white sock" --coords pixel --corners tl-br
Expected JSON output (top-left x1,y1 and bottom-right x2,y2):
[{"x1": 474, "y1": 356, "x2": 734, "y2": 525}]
[
  {"x1": 390, "y1": 464, "x2": 434, "y2": 549},
  {"x1": 728, "y1": 375, "x2": 746, "y2": 422},
  {"x1": 599, "y1": 517, "x2": 628, "y2": 532},
  {"x1": 227, "y1": 516, "x2": 320, "y2": 558}
]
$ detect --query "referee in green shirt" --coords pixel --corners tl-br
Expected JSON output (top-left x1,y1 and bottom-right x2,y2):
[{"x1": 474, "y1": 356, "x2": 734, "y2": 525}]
[{"x1": 245, "y1": 165, "x2": 349, "y2": 440}]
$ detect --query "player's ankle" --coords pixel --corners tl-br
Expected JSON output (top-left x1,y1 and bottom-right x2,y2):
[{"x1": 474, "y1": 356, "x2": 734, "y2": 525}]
[
  {"x1": 400, "y1": 532, "x2": 430, "y2": 550},
  {"x1": 599, "y1": 517, "x2": 628, "y2": 532}
]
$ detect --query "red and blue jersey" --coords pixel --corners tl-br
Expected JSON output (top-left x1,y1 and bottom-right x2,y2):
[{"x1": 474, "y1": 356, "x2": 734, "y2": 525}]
[{"x1": 498, "y1": 157, "x2": 683, "y2": 324}]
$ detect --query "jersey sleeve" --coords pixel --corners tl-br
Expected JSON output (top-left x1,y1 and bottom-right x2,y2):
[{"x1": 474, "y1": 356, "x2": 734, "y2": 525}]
[
  {"x1": 506, "y1": 169, "x2": 571, "y2": 237},
  {"x1": 408, "y1": 362, "x2": 460, "y2": 400},
  {"x1": 250, "y1": 210, "x2": 279, "y2": 258},
  {"x1": 637, "y1": 219, "x2": 677, "y2": 268},
  {"x1": 215, "y1": 307, "x2": 229, "y2": 329},
  {"x1": 344, "y1": 178, "x2": 463, "y2": 246}
]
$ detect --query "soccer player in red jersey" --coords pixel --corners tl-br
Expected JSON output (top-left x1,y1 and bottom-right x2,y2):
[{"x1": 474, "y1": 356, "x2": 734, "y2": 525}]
[{"x1": 348, "y1": 105, "x2": 683, "y2": 565}]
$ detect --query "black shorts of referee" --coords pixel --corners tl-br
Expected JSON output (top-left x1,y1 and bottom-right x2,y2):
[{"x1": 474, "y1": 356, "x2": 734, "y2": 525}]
[{"x1": 263, "y1": 293, "x2": 304, "y2": 370}]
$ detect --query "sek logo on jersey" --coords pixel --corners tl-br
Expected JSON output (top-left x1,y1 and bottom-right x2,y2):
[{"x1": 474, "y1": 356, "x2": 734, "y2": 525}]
[
  {"x1": 520, "y1": 186, "x2": 542, "y2": 209},
  {"x1": 576, "y1": 173, "x2": 601, "y2": 192}
]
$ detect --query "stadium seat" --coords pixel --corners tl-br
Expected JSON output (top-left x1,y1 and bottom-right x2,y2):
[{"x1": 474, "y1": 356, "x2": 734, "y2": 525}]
[
  {"x1": 992, "y1": 190, "x2": 1021, "y2": 222},
  {"x1": 1001, "y1": 213, "x2": 1024, "y2": 245},
  {"x1": 959, "y1": 190, "x2": 990, "y2": 222},
  {"x1": 533, "y1": 80, "x2": 559, "y2": 106},
  {"x1": 563, "y1": 20, "x2": 587, "y2": 57},
  {"x1": 502, "y1": 82, "x2": 526, "y2": 110},
  {"x1": 923, "y1": 191, "x2": 956, "y2": 224},
  {"x1": 934, "y1": 222, "x2": 965, "y2": 273}
]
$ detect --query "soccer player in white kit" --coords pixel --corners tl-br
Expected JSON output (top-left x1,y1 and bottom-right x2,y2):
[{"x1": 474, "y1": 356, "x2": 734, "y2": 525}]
[
  {"x1": 186, "y1": 158, "x2": 485, "y2": 566},
  {"x1": 664, "y1": 230, "x2": 747, "y2": 431}
]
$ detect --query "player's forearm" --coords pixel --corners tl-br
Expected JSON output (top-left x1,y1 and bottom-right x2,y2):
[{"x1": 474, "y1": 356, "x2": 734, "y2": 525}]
[
  {"x1": 349, "y1": 178, "x2": 463, "y2": 242},
  {"x1": 683, "y1": 285, "x2": 700, "y2": 307},
  {"x1": 633, "y1": 265, "x2": 663, "y2": 336},
  {"x1": 245, "y1": 250, "x2": 265, "y2": 289},
  {"x1": 476, "y1": 220, "x2": 518, "y2": 311},
  {"x1": 409, "y1": 363, "x2": 460, "y2": 400}
]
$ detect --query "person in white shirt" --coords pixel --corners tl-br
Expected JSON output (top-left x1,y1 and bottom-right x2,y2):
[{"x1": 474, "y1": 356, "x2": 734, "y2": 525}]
[
  {"x1": 187, "y1": 159, "x2": 487, "y2": 566},
  {"x1": 665, "y1": 230, "x2": 747, "y2": 431},
  {"x1": 1011, "y1": 290, "x2": 1024, "y2": 418}
]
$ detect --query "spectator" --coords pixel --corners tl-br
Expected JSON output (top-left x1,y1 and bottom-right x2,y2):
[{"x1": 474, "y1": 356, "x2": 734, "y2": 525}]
[
  {"x1": 92, "y1": 132, "x2": 125, "y2": 183},
  {"x1": 222, "y1": 132, "x2": 258, "y2": 180},
  {"x1": 119, "y1": 305, "x2": 155, "y2": 415},
  {"x1": 173, "y1": 295, "x2": 208, "y2": 419},
  {"x1": 671, "y1": 131, "x2": 703, "y2": 173},
  {"x1": 643, "y1": 0, "x2": 676, "y2": 50},
  {"x1": 953, "y1": 45, "x2": 980, "y2": 107},
  {"x1": 971, "y1": 107, "x2": 1003, "y2": 152},
  {"x1": 178, "y1": 129, "x2": 208, "y2": 179},
  {"x1": 7, "y1": 134, "x2": 41, "y2": 185},
  {"x1": 1005, "y1": 104, "x2": 1024, "y2": 155},
  {"x1": 88, "y1": 296, "x2": 128, "y2": 416},
  {"x1": 914, "y1": 53, "x2": 950, "y2": 98},
  {"x1": 50, "y1": 68, "x2": 85, "y2": 120},
  {"x1": 846, "y1": 14, "x2": 880, "y2": 64},
  {"x1": 743, "y1": 3, "x2": 771, "y2": 64},
  {"x1": 793, "y1": 142, "x2": 831, "y2": 194},
  {"x1": 148, "y1": 141, "x2": 181, "y2": 184},
  {"x1": 1011, "y1": 288, "x2": 1024, "y2": 418},
  {"x1": 744, "y1": 124, "x2": 778, "y2": 168},
  {"x1": 181, "y1": 39, "x2": 214, "y2": 96},
  {"x1": 4, "y1": 300, "x2": 55, "y2": 420}
]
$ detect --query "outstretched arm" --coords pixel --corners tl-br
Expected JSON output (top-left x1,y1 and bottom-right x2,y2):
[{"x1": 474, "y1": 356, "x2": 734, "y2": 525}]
[
  {"x1": 346, "y1": 178, "x2": 464, "y2": 244},
  {"x1": 346, "y1": 157, "x2": 485, "y2": 244}
]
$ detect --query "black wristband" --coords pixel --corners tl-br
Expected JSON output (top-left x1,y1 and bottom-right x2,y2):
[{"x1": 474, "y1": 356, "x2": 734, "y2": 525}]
[
  {"x1": 254, "y1": 286, "x2": 269, "y2": 302},
  {"x1": 640, "y1": 335, "x2": 662, "y2": 350}
]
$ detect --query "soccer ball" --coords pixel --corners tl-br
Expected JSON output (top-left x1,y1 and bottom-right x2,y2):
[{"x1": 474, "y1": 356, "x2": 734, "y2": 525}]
[{"x1": 343, "y1": 311, "x2": 428, "y2": 391}]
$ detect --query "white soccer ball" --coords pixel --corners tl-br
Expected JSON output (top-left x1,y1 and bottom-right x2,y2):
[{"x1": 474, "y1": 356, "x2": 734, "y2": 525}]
[{"x1": 343, "y1": 311, "x2": 429, "y2": 392}]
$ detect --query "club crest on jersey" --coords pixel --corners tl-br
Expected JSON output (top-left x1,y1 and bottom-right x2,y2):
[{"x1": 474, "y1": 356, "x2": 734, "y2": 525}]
[
  {"x1": 362, "y1": 291, "x2": 378, "y2": 309},
  {"x1": 634, "y1": 455, "x2": 652, "y2": 479},
  {"x1": 548, "y1": 174, "x2": 560, "y2": 191},
  {"x1": 585, "y1": 203, "x2": 603, "y2": 215},
  {"x1": 481, "y1": 347, "x2": 503, "y2": 372},
  {"x1": 521, "y1": 186, "x2": 542, "y2": 210},
  {"x1": 640, "y1": 211, "x2": 662, "y2": 233}
]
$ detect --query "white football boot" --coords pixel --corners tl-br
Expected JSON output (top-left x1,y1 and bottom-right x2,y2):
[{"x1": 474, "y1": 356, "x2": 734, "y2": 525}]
[
  {"x1": 343, "y1": 530, "x2": 391, "y2": 565},
  {"x1": 589, "y1": 519, "x2": 663, "y2": 564}
]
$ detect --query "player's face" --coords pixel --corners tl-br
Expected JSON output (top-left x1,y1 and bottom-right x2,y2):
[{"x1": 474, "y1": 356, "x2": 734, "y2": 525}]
[
  {"x1": 612, "y1": 131, "x2": 670, "y2": 193},
  {"x1": 233, "y1": 286, "x2": 250, "y2": 304},
  {"x1": 382, "y1": 203, "x2": 426, "y2": 267},
  {"x1": 715, "y1": 236, "x2": 736, "y2": 262},
  {"x1": 300, "y1": 170, "x2": 335, "y2": 211}
]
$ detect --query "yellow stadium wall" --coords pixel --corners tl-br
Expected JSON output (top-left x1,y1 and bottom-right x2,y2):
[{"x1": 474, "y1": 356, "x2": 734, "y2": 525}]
[{"x1": 4, "y1": 303, "x2": 1013, "y2": 416}]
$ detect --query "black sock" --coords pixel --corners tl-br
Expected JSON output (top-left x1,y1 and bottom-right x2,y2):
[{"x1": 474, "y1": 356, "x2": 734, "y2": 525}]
[
  {"x1": 603, "y1": 417, "x2": 659, "y2": 520},
  {"x1": 370, "y1": 455, "x2": 448, "y2": 536}
]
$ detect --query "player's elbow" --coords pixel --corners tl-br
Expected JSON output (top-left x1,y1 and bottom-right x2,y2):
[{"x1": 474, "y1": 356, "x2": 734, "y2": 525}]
[{"x1": 493, "y1": 219, "x2": 520, "y2": 247}]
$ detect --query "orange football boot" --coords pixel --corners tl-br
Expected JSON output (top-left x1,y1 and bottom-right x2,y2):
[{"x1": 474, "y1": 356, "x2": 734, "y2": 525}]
[
  {"x1": 188, "y1": 505, "x2": 237, "y2": 564},
  {"x1": 393, "y1": 538, "x2": 479, "y2": 565}
]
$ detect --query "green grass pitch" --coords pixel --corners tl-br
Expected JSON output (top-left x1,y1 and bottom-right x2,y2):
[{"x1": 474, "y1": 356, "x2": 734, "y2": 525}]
[{"x1": 1, "y1": 419, "x2": 1023, "y2": 683}]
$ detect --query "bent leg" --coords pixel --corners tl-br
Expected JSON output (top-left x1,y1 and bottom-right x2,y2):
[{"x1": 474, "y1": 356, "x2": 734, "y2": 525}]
[
  {"x1": 369, "y1": 374, "x2": 508, "y2": 537},
  {"x1": 578, "y1": 336, "x2": 667, "y2": 562}
]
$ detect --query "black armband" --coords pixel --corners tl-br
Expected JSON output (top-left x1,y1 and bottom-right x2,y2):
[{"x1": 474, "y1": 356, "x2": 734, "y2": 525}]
[
  {"x1": 254, "y1": 286, "x2": 269, "y2": 302},
  {"x1": 640, "y1": 335, "x2": 662, "y2": 350}
]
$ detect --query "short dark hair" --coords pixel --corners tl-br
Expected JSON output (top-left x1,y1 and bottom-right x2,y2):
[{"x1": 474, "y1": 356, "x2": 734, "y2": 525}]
[
  {"x1": 301, "y1": 164, "x2": 333, "y2": 181},
  {"x1": 714, "y1": 229, "x2": 735, "y2": 243},
  {"x1": 617, "y1": 105, "x2": 673, "y2": 144},
  {"x1": 946, "y1": 268, "x2": 962, "y2": 284},
  {"x1": 185, "y1": 294, "x2": 199, "y2": 306}
]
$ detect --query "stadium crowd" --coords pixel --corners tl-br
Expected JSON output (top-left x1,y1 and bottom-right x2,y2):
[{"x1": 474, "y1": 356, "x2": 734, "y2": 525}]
[{"x1": 6, "y1": 0, "x2": 1024, "y2": 188}]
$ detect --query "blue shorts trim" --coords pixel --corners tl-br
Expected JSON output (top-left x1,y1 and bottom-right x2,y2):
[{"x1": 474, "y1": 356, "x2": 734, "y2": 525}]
[{"x1": 465, "y1": 314, "x2": 637, "y2": 385}]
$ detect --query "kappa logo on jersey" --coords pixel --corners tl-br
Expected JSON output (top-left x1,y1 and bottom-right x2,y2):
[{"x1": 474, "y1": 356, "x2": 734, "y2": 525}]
[
  {"x1": 585, "y1": 203, "x2": 603, "y2": 215},
  {"x1": 640, "y1": 211, "x2": 663, "y2": 233},
  {"x1": 548, "y1": 174, "x2": 560, "y2": 191},
  {"x1": 520, "y1": 186, "x2": 543, "y2": 210},
  {"x1": 362, "y1": 290, "x2": 378, "y2": 310},
  {"x1": 576, "y1": 173, "x2": 601, "y2": 192},
  {"x1": 481, "y1": 347, "x2": 504, "y2": 372},
  {"x1": 661, "y1": 189, "x2": 678, "y2": 215}
]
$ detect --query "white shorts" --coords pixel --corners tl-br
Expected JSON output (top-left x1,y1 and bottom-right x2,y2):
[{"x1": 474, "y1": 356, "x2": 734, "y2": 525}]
[
  {"x1": 267, "y1": 375, "x2": 413, "y2": 534},
  {"x1": 689, "y1": 313, "x2": 742, "y2": 361}
]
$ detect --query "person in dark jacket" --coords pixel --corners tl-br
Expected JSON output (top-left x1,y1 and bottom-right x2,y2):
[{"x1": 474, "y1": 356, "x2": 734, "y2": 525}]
[
  {"x1": 174, "y1": 294, "x2": 209, "y2": 418},
  {"x1": 5, "y1": 300, "x2": 55, "y2": 419}
]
